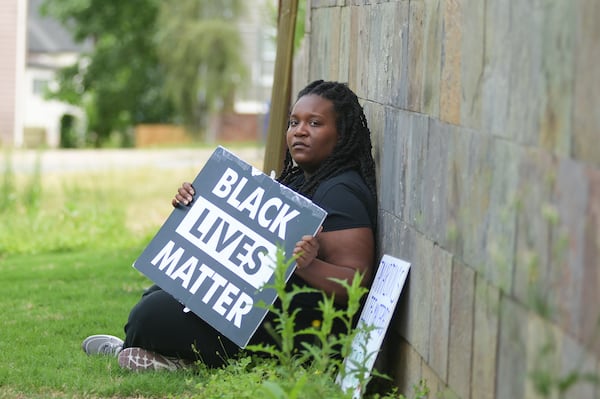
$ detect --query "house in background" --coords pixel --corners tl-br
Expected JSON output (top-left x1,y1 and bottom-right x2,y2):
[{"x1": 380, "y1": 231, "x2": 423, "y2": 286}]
[
  {"x1": 0, "y1": 0, "x2": 27, "y2": 148},
  {"x1": 0, "y1": 0, "x2": 87, "y2": 148},
  {"x1": 25, "y1": 0, "x2": 89, "y2": 148},
  {"x1": 1, "y1": 0, "x2": 275, "y2": 148}
]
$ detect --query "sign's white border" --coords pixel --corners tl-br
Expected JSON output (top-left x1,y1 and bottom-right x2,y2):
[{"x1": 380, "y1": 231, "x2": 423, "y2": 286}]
[{"x1": 337, "y1": 254, "x2": 411, "y2": 398}]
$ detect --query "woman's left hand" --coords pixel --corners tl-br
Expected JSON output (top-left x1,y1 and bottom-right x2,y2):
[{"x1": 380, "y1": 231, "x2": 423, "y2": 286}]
[{"x1": 293, "y1": 229, "x2": 321, "y2": 270}]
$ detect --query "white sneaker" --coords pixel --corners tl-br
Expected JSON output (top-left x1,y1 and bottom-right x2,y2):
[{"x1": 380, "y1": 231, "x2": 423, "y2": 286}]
[
  {"x1": 118, "y1": 347, "x2": 192, "y2": 372},
  {"x1": 82, "y1": 334, "x2": 124, "y2": 356}
]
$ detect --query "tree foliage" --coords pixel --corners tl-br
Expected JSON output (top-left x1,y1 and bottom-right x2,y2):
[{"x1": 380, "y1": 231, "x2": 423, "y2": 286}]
[
  {"x1": 155, "y1": 0, "x2": 247, "y2": 133},
  {"x1": 266, "y1": 0, "x2": 306, "y2": 51},
  {"x1": 40, "y1": 0, "x2": 248, "y2": 146},
  {"x1": 41, "y1": 0, "x2": 174, "y2": 147}
]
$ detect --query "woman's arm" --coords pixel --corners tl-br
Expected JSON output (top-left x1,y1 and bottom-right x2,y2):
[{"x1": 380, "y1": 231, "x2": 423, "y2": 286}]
[{"x1": 293, "y1": 227, "x2": 374, "y2": 304}]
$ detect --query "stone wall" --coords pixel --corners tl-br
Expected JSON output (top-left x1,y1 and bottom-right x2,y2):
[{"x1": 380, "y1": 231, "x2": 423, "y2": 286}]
[{"x1": 299, "y1": 0, "x2": 600, "y2": 398}]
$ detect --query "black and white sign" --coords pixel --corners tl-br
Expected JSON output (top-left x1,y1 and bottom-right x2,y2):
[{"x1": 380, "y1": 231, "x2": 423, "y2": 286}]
[
  {"x1": 337, "y1": 255, "x2": 411, "y2": 398},
  {"x1": 133, "y1": 146, "x2": 327, "y2": 348}
]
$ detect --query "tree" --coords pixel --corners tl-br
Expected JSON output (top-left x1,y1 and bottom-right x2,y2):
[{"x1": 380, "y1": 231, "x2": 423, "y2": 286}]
[
  {"x1": 155, "y1": 0, "x2": 248, "y2": 135},
  {"x1": 41, "y1": 0, "x2": 250, "y2": 146},
  {"x1": 264, "y1": 0, "x2": 306, "y2": 51},
  {"x1": 41, "y1": 0, "x2": 174, "y2": 147}
]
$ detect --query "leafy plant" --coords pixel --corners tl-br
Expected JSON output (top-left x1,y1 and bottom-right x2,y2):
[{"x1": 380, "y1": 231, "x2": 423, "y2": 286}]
[
  {"x1": 0, "y1": 149, "x2": 16, "y2": 211},
  {"x1": 245, "y1": 247, "x2": 393, "y2": 398}
]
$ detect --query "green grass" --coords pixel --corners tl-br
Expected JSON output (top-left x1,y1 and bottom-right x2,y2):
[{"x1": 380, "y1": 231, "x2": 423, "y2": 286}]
[
  {"x1": 0, "y1": 159, "x2": 206, "y2": 397},
  {"x1": 0, "y1": 247, "x2": 201, "y2": 398},
  {"x1": 0, "y1": 150, "x2": 409, "y2": 399}
]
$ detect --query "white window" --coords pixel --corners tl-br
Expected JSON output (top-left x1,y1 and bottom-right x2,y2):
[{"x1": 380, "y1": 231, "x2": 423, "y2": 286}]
[{"x1": 32, "y1": 79, "x2": 49, "y2": 95}]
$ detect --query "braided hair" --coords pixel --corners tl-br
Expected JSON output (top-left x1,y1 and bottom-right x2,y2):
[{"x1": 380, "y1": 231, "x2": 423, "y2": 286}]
[{"x1": 277, "y1": 80, "x2": 377, "y2": 200}]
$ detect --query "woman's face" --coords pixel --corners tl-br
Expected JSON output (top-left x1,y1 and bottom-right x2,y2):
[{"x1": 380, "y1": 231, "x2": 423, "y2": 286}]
[{"x1": 286, "y1": 94, "x2": 339, "y2": 175}]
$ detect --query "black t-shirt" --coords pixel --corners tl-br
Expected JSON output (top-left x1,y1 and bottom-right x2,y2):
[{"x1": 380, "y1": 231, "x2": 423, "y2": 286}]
[
  {"x1": 287, "y1": 170, "x2": 376, "y2": 232},
  {"x1": 285, "y1": 170, "x2": 377, "y2": 310},
  {"x1": 310, "y1": 170, "x2": 376, "y2": 232}
]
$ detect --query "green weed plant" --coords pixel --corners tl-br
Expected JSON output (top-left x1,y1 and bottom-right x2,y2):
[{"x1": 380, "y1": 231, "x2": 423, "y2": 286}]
[{"x1": 245, "y1": 247, "x2": 373, "y2": 397}]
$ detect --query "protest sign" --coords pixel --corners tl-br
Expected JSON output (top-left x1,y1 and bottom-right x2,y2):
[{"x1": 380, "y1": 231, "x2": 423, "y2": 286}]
[
  {"x1": 337, "y1": 255, "x2": 411, "y2": 398},
  {"x1": 133, "y1": 146, "x2": 327, "y2": 348}
]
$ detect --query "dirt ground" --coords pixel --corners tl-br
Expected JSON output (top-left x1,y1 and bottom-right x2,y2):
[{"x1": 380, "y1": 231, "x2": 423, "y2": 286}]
[{"x1": 1, "y1": 146, "x2": 265, "y2": 174}]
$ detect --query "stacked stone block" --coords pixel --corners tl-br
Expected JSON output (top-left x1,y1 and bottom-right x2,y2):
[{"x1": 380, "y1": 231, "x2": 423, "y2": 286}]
[{"x1": 302, "y1": 0, "x2": 599, "y2": 397}]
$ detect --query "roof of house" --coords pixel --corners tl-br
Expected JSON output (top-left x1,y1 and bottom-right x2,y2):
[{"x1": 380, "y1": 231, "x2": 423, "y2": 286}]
[{"x1": 27, "y1": 0, "x2": 90, "y2": 53}]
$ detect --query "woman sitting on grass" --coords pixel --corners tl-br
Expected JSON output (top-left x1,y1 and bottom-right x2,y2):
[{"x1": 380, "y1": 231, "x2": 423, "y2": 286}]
[{"x1": 82, "y1": 80, "x2": 378, "y2": 371}]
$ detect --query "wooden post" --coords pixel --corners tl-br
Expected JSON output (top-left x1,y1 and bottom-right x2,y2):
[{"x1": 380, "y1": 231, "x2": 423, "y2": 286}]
[{"x1": 262, "y1": 0, "x2": 299, "y2": 175}]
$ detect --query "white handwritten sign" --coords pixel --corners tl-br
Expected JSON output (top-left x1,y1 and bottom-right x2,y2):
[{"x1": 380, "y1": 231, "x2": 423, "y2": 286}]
[
  {"x1": 337, "y1": 254, "x2": 411, "y2": 398},
  {"x1": 133, "y1": 146, "x2": 326, "y2": 348}
]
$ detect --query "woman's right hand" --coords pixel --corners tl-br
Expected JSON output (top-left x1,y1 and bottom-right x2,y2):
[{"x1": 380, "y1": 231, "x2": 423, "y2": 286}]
[{"x1": 171, "y1": 182, "x2": 195, "y2": 207}]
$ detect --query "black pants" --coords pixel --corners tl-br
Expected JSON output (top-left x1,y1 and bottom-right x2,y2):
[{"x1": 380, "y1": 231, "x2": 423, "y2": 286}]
[{"x1": 123, "y1": 285, "x2": 345, "y2": 368}]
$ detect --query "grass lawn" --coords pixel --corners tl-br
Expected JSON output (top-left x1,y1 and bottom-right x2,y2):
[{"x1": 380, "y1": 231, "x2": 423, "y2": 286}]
[
  {"x1": 0, "y1": 157, "x2": 214, "y2": 398},
  {"x1": 0, "y1": 247, "x2": 206, "y2": 398}
]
